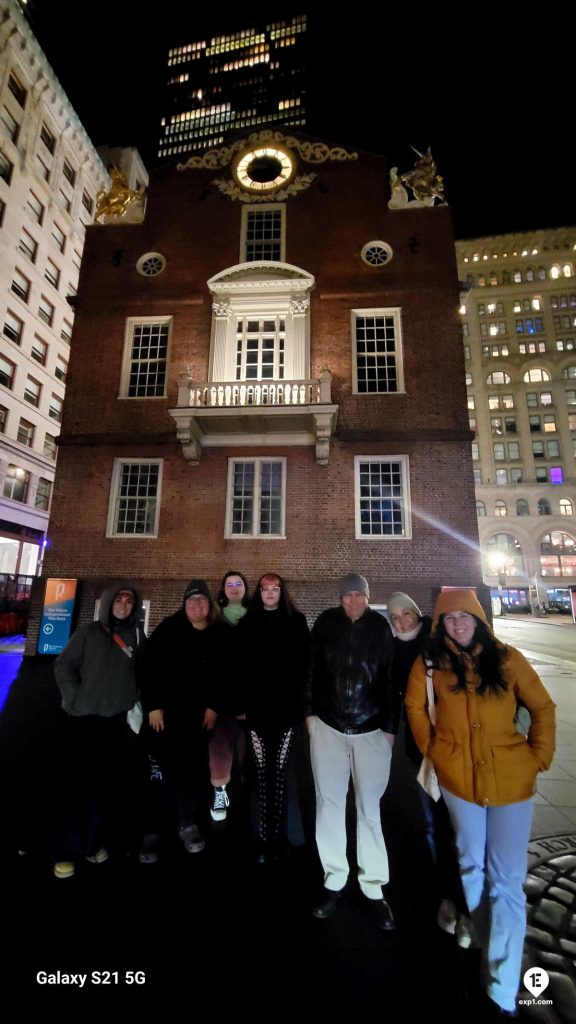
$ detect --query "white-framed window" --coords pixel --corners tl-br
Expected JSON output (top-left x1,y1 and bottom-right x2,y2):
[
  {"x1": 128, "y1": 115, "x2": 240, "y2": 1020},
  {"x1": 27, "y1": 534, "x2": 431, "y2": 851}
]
[
  {"x1": 11, "y1": 268, "x2": 30, "y2": 302},
  {"x1": 62, "y1": 160, "x2": 76, "y2": 188},
  {"x1": 3, "y1": 310, "x2": 23, "y2": 345},
  {"x1": 17, "y1": 417, "x2": 35, "y2": 447},
  {"x1": 136, "y1": 252, "x2": 166, "y2": 277},
  {"x1": 48, "y1": 394, "x2": 62, "y2": 422},
  {"x1": 27, "y1": 192, "x2": 44, "y2": 224},
  {"x1": 120, "y1": 317, "x2": 171, "y2": 398},
  {"x1": 352, "y1": 308, "x2": 404, "y2": 394},
  {"x1": 43, "y1": 433, "x2": 57, "y2": 460},
  {"x1": 24, "y1": 376, "x2": 41, "y2": 407},
  {"x1": 35, "y1": 477, "x2": 52, "y2": 511},
  {"x1": 38, "y1": 296, "x2": 54, "y2": 327},
  {"x1": 18, "y1": 229, "x2": 37, "y2": 264},
  {"x1": 225, "y1": 457, "x2": 286, "y2": 539},
  {"x1": 55, "y1": 356, "x2": 68, "y2": 382},
  {"x1": 51, "y1": 223, "x2": 66, "y2": 253},
  {"x1": 360, "y1": 240, "x2": 393, "y2": 267},
  {"x1": 0, "y1": 151, "x2": 13, "y2": 184},
  {"x1": 31, "y1": 336, "x2": 47, "y2": 364},
  {"x1": 1, "y1": 105, "x2": 19, "y2": 143},
  {"x1": 40, "y1": 123, "x2": 56, "y2": 154},
  {"x1": 44, "y1": 259, "x2": 60, "y2": 290},
  {"x1": 235, "y1": 316, "x2": 285, "y2": 380},
  {"x1": 8, "y1": 72, "x2": 27, "y2": 108},
  {"x1": 241, "y1": 205, "x2": 285, "y2": 262},
  {"x1": 354, "y1": 455, "x2": 411, "y2": 539},
  {"x1": 0, "y1": 354, "x2": 16, "y2": 389},
  {"x1": 208, "y1": 264, "x2": 313, "y2": 384},
  {"x1": 107, "y1": 459, "x2": 162, "y2": 537},
  {"x1": 3, "y1": 464, "x2": 29, "y2": 502}
]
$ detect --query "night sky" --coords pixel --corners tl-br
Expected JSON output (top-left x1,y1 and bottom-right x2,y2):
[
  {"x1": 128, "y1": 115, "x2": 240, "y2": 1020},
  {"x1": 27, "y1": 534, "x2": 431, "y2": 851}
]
[{"x1": 29, "y1": 2, "x2": 571, "y2": 240}]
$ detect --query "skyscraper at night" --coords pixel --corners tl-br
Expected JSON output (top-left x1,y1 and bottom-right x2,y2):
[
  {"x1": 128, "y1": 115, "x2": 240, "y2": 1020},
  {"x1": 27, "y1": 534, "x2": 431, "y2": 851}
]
[
  {"x1": 457, "y1": 227, "x2": 576, "y2": 610},
  {"x1": 0, "y1": 0, "x2": 109, "y2": 585},
  {"x1": 158, "y1": 14, "x2": 307, "y2": 160}
]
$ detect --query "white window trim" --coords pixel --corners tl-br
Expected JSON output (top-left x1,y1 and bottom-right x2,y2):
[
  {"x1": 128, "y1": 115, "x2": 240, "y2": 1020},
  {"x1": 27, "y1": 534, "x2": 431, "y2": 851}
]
[
  {"x1": 225, "y1": 456, "x2": 286, "y2": 540},
  {"x1": 208, "y1": 263, "x2": 314, "y2": 383},
  {"x1": 119, "y1": 316, "x2": 172, "y2": 399},
  {"x1": 351, "y1": 307, "x2": 405, "y2": 395},
  {"x1": 240, "y1": 204, "x2": 286, "y2": 264},
  {"x1": 354, "y1": 455, "x2": 412, "y2": 540},
  {"x1": 106, "y1": 458, "x2": 163, "y2": 539}
]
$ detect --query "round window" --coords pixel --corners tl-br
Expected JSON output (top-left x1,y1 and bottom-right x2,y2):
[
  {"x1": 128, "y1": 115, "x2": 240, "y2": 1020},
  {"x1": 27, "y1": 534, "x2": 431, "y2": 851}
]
[
  {"x1": 361, "y1": 241, "x2": 393, "y2": 267},
  {"x1": 136, "y1": 252, "x2": 166, "y2": 277}
]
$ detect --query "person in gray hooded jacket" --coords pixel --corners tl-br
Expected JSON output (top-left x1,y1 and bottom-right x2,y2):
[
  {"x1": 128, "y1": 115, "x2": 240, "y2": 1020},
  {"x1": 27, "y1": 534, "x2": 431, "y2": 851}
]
[{"x1": 51, "y1": 580, "x2": 145, "y2": 878}]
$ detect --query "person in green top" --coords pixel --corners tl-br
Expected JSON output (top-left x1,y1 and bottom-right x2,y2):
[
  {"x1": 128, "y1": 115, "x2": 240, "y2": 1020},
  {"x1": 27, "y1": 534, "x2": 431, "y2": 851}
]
[{"x1": 208, "y1": 571, "x2": 250, "y2": 820}]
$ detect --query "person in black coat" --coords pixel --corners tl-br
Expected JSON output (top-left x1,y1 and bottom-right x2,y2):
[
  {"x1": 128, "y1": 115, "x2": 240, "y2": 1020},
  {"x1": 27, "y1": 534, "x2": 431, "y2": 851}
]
[
  {"x1": 239, "y1": 573, "x2": 310, "y2": 863},
  {"x1": 305, "y1": 573, "x2": 397, "y2": 929},
  {"x1": 140, "y1": 579, "x2": 226, "y2": 856}
]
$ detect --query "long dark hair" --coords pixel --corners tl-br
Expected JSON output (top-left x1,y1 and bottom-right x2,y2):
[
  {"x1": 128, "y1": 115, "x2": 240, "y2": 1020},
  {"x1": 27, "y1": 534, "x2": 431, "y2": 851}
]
[
  {"x1": 217, "y1": 570, "x2": 250, "y2": 609},
  {"x1": 425, "y1": 615, "x2": 508, "y2": 696},
  {"x1": 246, "y1": 573, "x2": 299, "y2": 617}
]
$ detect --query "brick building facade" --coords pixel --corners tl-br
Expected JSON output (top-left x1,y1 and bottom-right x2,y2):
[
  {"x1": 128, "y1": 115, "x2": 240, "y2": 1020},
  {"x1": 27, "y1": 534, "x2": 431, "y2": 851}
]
[{"x1": 28, "y1": 132, "x2": 485, "y2": 644}]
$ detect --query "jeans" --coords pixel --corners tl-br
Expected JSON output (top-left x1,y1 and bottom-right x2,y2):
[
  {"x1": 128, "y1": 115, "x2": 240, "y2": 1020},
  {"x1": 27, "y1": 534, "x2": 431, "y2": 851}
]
[{"x1": 441, "y1": 787, "x2": 533, "y2": 1012}]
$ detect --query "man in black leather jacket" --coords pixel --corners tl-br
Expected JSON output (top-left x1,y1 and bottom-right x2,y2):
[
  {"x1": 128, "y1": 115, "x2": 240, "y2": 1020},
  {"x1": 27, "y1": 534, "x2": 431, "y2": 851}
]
[{"x1": 305, "y1": 573, "x2": 397, "y2": 929}]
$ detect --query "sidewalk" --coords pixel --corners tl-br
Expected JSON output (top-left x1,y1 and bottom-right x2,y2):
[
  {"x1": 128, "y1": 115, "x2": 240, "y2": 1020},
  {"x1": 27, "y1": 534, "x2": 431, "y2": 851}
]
[{"x1": 0, "y1": 643, "x2": 574, "y2": 1017}]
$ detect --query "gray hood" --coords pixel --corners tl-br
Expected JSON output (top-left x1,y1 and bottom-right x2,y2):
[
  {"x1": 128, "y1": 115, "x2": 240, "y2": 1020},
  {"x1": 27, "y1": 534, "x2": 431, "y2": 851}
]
[{"x1": 98, "y1": 579, "x2": 143, "y2": 630}]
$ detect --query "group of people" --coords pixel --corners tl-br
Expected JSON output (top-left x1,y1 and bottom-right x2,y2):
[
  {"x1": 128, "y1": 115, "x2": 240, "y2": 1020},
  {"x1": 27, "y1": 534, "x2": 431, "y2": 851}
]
[{"x1": 52, "y1": 571, "x2": 556, "y2": 1018}]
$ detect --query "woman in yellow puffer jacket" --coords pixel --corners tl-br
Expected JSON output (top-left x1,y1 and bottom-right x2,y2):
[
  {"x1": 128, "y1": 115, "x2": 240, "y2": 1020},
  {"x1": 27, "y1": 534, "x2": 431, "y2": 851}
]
[{"x1": 406, "y1": 589, "x2": 555, "y2": 1018}]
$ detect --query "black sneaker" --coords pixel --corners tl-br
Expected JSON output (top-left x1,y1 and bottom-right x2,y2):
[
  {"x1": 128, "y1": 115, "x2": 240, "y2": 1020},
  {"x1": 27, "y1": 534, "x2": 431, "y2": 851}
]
[{"x1": 210, "y1": 785, "x2": 229, "y2": 821}]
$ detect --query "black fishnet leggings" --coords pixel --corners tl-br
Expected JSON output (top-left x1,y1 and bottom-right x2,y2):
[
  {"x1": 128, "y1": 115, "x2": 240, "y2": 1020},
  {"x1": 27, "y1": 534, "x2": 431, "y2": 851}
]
[{"x1": 248, "y1": 727, "x2": 295, "y2": 843}]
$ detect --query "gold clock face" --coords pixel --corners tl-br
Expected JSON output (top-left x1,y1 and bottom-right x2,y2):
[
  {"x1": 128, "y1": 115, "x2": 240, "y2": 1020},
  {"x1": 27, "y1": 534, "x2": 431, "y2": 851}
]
[{"x1": 233, "y1": 145, "x2": 296, "y2": 193}]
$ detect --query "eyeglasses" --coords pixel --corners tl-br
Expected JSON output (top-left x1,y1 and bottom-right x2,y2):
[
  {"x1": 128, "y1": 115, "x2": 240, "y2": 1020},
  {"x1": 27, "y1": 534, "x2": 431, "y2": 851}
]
[
  {"x1": 261, "y1": 586, "x2": 280, "y2": 593},
  {"x1": 225, "y1": 581, "x2": 244, "y2": 588}
]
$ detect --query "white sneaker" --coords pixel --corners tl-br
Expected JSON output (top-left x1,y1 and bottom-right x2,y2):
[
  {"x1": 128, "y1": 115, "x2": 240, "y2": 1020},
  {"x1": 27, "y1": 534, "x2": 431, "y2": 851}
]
[
  {"x1": 456, "y1": 914, "x2": 477, "y2": 949},
  {"x1": 437, "y1": 898, "x2": 458, "y2": 935},
  {"x1": 210, "y1": 785, "x2": 230, "y2": 821},
  {"x1": 54, "y1": 860, "x2": 75, "y2": 879},
  {"x1": 85, "y1": 847, "x2": 109, "y2": 865}
]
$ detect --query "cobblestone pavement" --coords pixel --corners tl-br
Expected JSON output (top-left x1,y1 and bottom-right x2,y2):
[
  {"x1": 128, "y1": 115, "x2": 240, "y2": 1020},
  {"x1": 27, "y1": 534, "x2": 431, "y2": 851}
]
[{"x1": 522, "y1": 834, "x2": 576, "y2": 1022}]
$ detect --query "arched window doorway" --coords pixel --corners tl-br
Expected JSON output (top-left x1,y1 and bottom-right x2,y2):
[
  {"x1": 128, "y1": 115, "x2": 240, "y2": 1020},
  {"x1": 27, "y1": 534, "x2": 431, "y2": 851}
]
[
  {"x1": 540, "y1": 532, "x2": 576, "y2": 576},
  {"x1": 485, "y1": 533, "x2": 524, "y2": 576}
]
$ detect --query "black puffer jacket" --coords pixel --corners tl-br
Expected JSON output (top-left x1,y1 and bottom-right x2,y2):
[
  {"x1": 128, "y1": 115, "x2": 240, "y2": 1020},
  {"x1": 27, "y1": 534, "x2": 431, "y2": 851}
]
[{"x1": 306, "y1": 606, "x2": 397, "y2": 734}]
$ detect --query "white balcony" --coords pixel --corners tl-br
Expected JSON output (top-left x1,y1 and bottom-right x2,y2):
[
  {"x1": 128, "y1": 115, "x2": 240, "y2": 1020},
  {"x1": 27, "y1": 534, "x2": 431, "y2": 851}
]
[{"x1": 169, "y1": 368, "x2": 338, "y2": 465}]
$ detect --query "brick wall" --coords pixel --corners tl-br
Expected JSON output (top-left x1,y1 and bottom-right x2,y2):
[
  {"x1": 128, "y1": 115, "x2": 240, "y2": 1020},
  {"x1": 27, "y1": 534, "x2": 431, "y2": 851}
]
[{"x1": 26, "y1": 138, "x2": 486, "y2": 652}]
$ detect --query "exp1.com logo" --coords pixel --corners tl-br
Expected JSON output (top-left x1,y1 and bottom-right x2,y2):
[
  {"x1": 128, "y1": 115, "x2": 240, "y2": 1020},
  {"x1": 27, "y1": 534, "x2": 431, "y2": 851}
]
[{"x1": 520, "y1": 967, "x2": 553, "y2": 1007}]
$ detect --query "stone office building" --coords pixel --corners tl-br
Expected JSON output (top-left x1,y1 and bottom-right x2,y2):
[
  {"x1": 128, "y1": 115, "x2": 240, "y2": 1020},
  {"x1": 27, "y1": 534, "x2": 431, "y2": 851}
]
[{"x1": 29, "y1": 132, "x2": 484, "y2": 641}]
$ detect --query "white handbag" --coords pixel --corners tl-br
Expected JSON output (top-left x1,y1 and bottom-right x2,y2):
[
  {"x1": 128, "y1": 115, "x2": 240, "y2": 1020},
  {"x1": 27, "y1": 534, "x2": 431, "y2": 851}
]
[{"x1": 416, "y1": 665, "x2": 441, "y2": 802}]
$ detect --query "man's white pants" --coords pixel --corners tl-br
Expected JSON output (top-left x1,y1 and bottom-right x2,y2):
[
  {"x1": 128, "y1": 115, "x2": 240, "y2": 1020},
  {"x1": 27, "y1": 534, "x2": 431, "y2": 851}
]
[{"x1": 309, "y1": 716, "x2": 392, "y2": 899}]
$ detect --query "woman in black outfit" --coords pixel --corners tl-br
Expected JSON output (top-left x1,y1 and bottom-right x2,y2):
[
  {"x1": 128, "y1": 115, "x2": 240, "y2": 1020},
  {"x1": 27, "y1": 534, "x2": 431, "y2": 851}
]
[{"x1": 240, "y1": 573, "x2": 310, "y2": 863}]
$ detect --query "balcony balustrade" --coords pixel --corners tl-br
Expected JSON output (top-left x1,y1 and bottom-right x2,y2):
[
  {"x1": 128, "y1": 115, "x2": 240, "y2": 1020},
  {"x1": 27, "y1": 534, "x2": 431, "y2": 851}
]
[{"x1": 169, "y1": 368, "x2": 338, "y2": 465}]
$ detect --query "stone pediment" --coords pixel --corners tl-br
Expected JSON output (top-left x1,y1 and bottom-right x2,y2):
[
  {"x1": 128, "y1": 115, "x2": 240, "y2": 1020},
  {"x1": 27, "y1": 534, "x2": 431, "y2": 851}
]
[{"x1": 208, "y1": 262, "x2": 315, "y2": 294}]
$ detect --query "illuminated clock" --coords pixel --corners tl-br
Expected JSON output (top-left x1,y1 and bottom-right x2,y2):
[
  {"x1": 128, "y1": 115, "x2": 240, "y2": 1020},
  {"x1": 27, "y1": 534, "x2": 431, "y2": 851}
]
[{"x1": 233, "y1": 145, "x2": 296, "y2": 193}]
